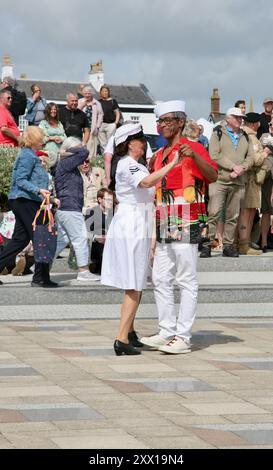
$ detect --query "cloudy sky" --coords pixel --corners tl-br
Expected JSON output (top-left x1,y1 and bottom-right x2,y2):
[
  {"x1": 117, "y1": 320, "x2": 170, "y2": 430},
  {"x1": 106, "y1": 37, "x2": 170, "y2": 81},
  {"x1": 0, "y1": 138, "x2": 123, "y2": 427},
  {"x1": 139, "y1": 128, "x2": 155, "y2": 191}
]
[{"x1": 1, "y1": 0, "x2": 273, "y2": 118}]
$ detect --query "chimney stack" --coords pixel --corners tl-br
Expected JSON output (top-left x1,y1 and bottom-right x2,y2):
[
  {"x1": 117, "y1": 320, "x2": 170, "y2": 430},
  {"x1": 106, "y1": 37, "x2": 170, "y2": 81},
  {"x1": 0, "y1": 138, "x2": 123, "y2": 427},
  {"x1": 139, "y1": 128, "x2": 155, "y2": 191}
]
[
  {"x1": 2, "y1": 54, "x2": 14, "y2": 81},
  {"x1": 211, "y1": 88, "x2": 220, "y2": 117},
  {"x1": 88, "y1": 60, "x2": 104, "y2": 92}
]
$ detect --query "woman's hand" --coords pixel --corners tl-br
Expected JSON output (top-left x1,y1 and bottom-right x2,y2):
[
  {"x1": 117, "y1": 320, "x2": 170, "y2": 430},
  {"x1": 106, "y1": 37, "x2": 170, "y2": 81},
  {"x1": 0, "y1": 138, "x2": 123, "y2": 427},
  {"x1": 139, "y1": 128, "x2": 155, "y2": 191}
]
[
  {"x1": 263, "y1": 147, "x2": 272, "y2": 158},
  {"x1": 95, "y1": 235, "x2": 106, "y2": 244},
  {"x1": 39, "y1": 189, "x2": 51, "y2": 199},
  {"x1": 54, "y1": 198, "x2": 61, "y2": 209},
  {"x1": 32, "y1": 91, "x2": 41, "y2": 102},
  {"x1": 149, "y1": 236, "x2": 156, "y2": 266},
  {"x1": 172, "y1": 148, "x2": 186, "y2": 166}
]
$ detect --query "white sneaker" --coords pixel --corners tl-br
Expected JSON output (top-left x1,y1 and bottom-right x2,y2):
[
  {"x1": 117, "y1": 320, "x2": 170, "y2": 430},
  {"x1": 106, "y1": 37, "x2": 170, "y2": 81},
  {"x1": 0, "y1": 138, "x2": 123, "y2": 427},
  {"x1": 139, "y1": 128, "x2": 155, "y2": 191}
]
[
  {"x1": 159, "y1": 336, "x2": 191, "y2": 354},
  {"x1": 77, "y1": 271, "x2": 100, "y2": 282},
  {"x1": 140, "y1": 334, "x2": 171, "y2": 349}
]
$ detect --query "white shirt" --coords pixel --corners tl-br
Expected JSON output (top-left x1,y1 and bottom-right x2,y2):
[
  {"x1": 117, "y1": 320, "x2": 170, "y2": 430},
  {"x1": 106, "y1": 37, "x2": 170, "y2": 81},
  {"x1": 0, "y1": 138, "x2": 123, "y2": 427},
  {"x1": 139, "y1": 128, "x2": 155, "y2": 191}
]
[
  {"x1": 104, "y1": 135, "x2": 153, "y2": 160},
  {"x1": 115, "y1": 156, "x2": 155, "y2": 204}
]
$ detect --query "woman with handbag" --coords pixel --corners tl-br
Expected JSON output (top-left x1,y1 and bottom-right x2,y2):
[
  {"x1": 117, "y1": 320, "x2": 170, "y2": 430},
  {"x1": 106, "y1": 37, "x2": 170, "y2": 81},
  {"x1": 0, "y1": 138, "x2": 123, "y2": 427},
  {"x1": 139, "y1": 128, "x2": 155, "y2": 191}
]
[{"x1": 0, "y1": 126, "x2": 58, "y2": 287}]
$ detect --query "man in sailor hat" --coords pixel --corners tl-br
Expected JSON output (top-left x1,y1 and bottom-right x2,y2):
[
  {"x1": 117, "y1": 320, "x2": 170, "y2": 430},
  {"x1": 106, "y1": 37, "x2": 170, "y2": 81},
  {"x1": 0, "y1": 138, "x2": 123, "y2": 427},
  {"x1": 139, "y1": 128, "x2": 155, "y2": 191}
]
[{"x1": 141, "y1": 100, "x2": 218, "y2": 354}]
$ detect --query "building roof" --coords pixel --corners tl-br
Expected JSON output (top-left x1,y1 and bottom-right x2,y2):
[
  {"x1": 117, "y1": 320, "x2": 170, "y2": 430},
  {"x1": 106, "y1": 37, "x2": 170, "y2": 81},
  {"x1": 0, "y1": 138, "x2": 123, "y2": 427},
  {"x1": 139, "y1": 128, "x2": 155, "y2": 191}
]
[
  {"x1": 208, "y1": 112, "x2": 226, "y2": 124},
  {"x1": 14, "y1": 79, "x2": 154, "y2": 105}
]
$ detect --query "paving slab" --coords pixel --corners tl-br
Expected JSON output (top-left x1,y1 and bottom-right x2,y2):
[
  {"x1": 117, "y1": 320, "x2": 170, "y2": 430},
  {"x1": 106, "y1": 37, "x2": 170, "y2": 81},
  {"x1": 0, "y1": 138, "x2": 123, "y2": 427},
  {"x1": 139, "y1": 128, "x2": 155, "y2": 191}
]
[{"x1": 0, "y1": 316, "x2": 271, "y2": 448}]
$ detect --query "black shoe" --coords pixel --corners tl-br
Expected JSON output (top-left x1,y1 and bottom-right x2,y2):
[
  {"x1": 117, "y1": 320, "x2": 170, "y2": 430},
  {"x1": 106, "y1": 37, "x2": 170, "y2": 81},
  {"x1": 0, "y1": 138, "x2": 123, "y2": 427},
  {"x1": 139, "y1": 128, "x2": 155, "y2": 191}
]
[
  {"x1": 43, "y1": 280, "x2": 59, "y2": 288},
  {"x1": 222, "y1": 245, "x2": 239, "y2": 257},
  {"x1": 128, "y1": 331, "x2": 143, "y2": 348},
  {"x1": 31, "y1": 280, "x2": 59, "y2": 288},
  {"x1": 0, "y1": 280, "x2": 3, "y2": 285},
  {"x1": 114, "y1": 339, "x2": 141, "y2": 356},
  {"x1": 200, "y1": 246, "x2": 211, "y2": 258},
  {"x1": 198, "y1": 236, "x2": 210, "y2": 252},
  {"x1": 31, "y1": 281, "x2": 44, "y2": 288},
  {"x1": 262, "y1": 246, "x2": 268, "y2": 253}
]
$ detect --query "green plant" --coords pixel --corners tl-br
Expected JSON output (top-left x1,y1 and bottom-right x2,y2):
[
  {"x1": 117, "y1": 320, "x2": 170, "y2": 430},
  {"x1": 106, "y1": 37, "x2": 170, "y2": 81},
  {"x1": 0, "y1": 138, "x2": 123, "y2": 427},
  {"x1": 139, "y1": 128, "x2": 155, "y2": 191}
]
[
  {"x1": 0, "y1": 146, "x2": 19, "y2": 210},
  {"x1": 92, "y1": 154, "x2": 104, "y2": 169}
]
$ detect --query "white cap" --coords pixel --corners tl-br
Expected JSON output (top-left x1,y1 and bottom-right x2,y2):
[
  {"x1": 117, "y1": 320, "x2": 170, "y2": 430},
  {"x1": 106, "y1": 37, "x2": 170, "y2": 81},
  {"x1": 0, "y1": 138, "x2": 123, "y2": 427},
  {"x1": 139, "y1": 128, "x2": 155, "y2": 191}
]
[
  {"x1": 226, "y1": 107, "x2": 246, "y2": 118},
  {"x1": 154, "y1": 100, "x2": 186, "y2": 118},
  {"x1": 114, "y1": 123, "x2": 144, "y2": 147}
]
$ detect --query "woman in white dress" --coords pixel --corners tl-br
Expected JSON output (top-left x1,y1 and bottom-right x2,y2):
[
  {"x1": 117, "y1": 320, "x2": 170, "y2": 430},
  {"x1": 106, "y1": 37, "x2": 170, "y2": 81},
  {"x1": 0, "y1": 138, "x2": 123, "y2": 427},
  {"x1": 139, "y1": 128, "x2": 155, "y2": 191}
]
[{"x1": 101, "y1": 123, "x2": 182, "y2": 355}]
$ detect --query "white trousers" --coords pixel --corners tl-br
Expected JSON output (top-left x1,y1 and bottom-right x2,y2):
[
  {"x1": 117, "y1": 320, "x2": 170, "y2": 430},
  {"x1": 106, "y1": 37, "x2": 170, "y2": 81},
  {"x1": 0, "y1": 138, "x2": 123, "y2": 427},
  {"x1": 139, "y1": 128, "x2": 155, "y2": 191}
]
[
  {"x1": 86, "y1": 133, "x2": 98, "y2": 160},
  {"x1": 98, "y1": 123, "x2": 116, "y2": 152},
  {"x1": 55, "y1": 210, "x2": 89, "y2": 267},
  {"x1": 152, "y1": 242, "x2": 198, "y2": 342}
]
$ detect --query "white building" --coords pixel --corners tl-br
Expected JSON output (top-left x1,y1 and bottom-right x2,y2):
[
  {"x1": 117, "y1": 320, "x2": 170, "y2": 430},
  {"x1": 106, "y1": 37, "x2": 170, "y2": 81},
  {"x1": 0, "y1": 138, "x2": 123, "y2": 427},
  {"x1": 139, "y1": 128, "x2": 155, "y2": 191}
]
[{"x1": 1, "y1": 57, "x2": 158, "y2": 144}]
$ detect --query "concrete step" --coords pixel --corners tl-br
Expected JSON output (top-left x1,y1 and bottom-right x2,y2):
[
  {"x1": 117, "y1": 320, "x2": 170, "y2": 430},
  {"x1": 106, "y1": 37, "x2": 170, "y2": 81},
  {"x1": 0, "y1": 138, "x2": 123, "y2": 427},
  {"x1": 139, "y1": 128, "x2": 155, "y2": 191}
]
[
  {"x1": 0, "y1": 272, "x2": 272, "y2": 305},
  {"x1": 51, "y1": 251, "x2": 273, "y2": 273},
  {"x1": 0, "y1": 303, "x2": 273, "y2": 321}
]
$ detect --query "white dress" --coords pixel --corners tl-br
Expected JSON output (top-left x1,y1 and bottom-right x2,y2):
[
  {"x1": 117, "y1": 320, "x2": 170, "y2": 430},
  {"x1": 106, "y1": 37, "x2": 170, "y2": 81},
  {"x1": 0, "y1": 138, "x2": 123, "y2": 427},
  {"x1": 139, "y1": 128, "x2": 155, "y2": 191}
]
[{"x1": 101, "y1": 156, "x2": 155, "y2": 291}]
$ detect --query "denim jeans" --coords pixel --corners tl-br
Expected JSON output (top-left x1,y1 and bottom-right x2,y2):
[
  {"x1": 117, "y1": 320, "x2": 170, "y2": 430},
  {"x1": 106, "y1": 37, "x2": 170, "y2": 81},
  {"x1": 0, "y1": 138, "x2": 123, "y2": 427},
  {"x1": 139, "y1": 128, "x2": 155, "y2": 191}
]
[{"x1": 55, "y1": 210, "x2": 89, "y2": 267}]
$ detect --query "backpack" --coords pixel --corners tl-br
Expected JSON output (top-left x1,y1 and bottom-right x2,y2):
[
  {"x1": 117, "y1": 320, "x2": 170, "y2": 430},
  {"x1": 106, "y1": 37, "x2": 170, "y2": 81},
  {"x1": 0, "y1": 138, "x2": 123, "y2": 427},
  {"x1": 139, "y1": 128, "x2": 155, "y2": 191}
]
[
  {"x1": 10, "y1": 88, "x2": 27, "y2": 117},
  {"x1": 213, "y1": 125, "x2": 249, "y2": 143}
]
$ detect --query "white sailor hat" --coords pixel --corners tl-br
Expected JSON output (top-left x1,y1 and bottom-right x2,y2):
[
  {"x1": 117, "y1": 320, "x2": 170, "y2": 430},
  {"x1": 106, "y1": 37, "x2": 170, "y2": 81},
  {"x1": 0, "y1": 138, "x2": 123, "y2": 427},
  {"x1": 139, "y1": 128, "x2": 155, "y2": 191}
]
[
  {"x1": 154, "y1": 100, "x2": 186, "y2": 118},
  {"x1": 114, "y1": 123, "x2": 144, "y2": 147}
]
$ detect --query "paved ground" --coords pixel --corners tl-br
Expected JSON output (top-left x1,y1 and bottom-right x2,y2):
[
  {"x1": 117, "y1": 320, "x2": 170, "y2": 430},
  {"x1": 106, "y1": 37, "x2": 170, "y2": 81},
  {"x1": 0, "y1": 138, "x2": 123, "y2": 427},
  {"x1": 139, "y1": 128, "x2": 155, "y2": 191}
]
[{"x1": 0, "y1": 316, "x2": 273, "y2": 449}]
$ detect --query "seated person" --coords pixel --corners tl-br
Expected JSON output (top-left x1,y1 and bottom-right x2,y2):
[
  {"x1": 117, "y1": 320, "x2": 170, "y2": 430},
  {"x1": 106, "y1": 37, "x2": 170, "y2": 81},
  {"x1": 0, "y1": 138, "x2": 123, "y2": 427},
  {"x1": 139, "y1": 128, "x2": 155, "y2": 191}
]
[
  {"x1": 87, "y1": 188, "x2": 115, "y2": 274},
  {"x1": 79, "y1": 159, "x2": 106, "y2": 214}
]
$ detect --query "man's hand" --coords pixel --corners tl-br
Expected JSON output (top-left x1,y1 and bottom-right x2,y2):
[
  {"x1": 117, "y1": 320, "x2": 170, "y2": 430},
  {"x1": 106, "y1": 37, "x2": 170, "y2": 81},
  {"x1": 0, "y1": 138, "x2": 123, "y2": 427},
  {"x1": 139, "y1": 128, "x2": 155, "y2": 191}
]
[
  {"x1": 232, "y1": 164, "x2": 245, "y2": 177},
  {"x1": 179, "y1": 143, "x2": 196, "y2": 159},
  {"x1": 95, "y1": 235, "x2": 106, "y2": 244}
]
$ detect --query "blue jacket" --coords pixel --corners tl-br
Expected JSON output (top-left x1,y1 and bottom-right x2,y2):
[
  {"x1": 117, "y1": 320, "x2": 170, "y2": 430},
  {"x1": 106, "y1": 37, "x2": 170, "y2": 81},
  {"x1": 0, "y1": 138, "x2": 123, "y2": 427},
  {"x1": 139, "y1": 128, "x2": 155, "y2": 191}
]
[
  {"x1": 55, "y1": 146, "x2": 89, "y2": 212},
  {"x1": 25, "y1": 97, "x2": 47, "y2": 123},
  {"x1": 9, "y1": 147, "x2": 49, "y2": 202}
]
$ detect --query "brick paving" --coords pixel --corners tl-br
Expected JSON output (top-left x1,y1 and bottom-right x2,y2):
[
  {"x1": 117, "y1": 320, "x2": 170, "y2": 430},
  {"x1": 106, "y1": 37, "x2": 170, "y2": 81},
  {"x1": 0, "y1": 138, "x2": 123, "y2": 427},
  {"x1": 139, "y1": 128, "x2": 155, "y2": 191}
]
[{"x1": 0, "y1": 316, "x2": 272, "y2": 448}]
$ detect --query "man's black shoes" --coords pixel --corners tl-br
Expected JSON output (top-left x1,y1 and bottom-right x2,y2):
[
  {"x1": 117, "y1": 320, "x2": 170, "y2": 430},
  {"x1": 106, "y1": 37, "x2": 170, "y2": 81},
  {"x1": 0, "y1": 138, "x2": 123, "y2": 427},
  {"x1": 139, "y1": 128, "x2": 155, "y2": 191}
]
[
  {"x1": 222, "y1": 245, "x2": 239, "y2": 257},
  {"x1": 200, "y1": 246, "x2": 211, "y2": 258}
]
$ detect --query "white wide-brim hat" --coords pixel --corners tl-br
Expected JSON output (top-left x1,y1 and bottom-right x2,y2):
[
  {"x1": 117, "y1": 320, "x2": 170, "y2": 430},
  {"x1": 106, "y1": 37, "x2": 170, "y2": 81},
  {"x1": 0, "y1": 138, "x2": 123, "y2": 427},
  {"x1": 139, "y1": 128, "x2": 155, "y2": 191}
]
[
  {"x1": 154, "y1": 100, "x2": 186, "y2": 118},
  {"x1": 114, "y1": 123, "x2": 144, "y2": 147},
  {"x1": 226, "y1": 107, "x2": 246, "y2": 118}
]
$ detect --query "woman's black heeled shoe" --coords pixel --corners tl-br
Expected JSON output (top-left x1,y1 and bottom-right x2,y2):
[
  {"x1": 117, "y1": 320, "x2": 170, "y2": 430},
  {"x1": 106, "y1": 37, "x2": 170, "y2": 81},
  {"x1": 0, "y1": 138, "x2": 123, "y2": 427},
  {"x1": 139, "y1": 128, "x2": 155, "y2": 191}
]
[
  {"x1": 128, "y1": 331, "x2": 143, "y2": 348},
  {"x1": 262, "y1": 246, "x2": 268, "y2": 253},
  {"x1": 114, "y1": 339, "x2": 141, "y2": 356}
]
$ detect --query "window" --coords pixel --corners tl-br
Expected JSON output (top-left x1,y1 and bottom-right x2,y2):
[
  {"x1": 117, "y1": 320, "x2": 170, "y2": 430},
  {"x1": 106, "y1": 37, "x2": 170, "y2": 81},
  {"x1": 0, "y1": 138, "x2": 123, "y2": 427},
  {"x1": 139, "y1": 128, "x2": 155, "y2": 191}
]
[
  {"x1": 130, "y1": 115, "x2": 140, "y2": 123},
  {"x1": 19, "y1": 116, "x2": 28, "y2": 133}
]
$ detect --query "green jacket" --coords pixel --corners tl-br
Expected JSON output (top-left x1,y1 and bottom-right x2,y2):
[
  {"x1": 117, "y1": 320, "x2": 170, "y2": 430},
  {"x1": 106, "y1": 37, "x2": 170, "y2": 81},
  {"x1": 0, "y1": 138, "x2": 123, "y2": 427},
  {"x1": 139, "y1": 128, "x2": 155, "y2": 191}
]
[{"x1": 209, "y1": 125, "x2": 254, "y2": 185}]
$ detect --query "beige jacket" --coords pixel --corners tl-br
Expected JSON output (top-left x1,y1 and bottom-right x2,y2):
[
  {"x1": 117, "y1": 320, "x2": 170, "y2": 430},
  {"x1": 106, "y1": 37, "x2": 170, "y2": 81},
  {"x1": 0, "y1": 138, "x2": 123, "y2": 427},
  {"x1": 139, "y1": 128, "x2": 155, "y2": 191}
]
[
  {"x1": 242, "y1": 126, "x2": 265, "y2": 208},
  {"x1": 81, "y1": 166, "x2": 106, "y2": 212},
  {"x1": 209, "y1": 125, "x2": 254, "y2": 185}
]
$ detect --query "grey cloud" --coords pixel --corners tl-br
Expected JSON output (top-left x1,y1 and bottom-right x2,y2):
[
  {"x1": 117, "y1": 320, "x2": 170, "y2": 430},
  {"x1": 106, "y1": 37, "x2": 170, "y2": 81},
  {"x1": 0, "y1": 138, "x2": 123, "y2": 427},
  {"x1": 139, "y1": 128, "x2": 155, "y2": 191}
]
[{"x1": 1, "y1": 0, "x2": 273, "y2": 117}]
